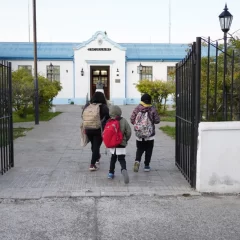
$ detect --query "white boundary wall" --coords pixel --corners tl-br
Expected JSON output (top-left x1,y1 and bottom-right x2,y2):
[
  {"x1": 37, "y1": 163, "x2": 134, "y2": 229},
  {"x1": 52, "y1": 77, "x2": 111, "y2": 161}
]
[{"x1": 196, "y1": 122, "x2": 240, "y2": 193}]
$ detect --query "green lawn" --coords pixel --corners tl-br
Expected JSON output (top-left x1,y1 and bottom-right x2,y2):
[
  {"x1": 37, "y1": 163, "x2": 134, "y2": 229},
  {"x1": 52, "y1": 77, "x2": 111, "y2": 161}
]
[
  {"x1": 160, "y1": 110, "x2": 176, "y2": 122},
  {"x1": 0, "y1": 128, "x2": 32, "y2": 146},
  {"x1": 160, "y1": 126, "x2": 176, "y2": 139},
  {"x1": 13, "y1": 112, "x2": 62, "y2": 123}
]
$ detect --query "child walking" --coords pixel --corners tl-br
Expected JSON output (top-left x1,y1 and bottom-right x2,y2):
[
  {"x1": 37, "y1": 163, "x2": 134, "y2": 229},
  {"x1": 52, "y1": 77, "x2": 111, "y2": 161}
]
[
  {"x1": 103, "y1": 105, "x2": 132, "y2": 184},
  {"x1": 130, "y1": 93, "x2": 160, "y2": 172}
]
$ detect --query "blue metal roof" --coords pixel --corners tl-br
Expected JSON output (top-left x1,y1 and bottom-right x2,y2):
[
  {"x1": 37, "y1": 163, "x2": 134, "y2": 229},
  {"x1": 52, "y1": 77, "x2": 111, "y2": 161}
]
[
  {"x1": 0, "y1": 42, "x2": 190, "y2": 61},
  {"x1": 0, "y1": 42, "x2": 79, "y2": 60},
  {"x1": 121, "y1": 43, "x2": 189, "y2": 61}
]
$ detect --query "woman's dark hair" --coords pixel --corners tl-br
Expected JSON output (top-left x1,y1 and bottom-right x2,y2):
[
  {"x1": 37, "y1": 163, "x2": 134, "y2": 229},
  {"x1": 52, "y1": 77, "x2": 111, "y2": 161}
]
[{"x1": 90, "y1": 92, "x2": 107, "y2": 104}]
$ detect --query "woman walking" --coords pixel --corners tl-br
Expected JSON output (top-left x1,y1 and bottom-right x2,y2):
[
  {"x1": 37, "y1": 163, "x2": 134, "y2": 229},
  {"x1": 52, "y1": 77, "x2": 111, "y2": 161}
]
[{"x1": 82, "y1": 92, "x2": 109, "y2": 171}]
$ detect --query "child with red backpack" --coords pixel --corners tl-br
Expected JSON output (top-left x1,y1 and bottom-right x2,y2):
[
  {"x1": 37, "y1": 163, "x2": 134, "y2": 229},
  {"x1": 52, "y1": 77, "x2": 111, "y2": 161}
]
[
  {"x1": 130, "y1": 93, "x2": 160, "y2": 172},
  {"x1": 102, "y1": 105, "x2": 132, "y2": 184}
]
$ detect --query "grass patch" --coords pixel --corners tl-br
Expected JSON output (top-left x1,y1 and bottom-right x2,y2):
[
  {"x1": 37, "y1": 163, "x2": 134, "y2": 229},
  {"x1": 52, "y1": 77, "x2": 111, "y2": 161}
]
[
  {"x1": 160, "y1": 110, "x2": 176, "y2": 122},
  {"x1": 0, "y1": 128, "x2": 32, "y2": 146},
  {"x1": 160, "y1": 126, "x2": 175, "y2": 139},
  {"x1": 13, "y1": 112, "x2": 62, "y2": 123},
  {"x1": 13, "y1": 128, "x2": 33, "y2": 139}
]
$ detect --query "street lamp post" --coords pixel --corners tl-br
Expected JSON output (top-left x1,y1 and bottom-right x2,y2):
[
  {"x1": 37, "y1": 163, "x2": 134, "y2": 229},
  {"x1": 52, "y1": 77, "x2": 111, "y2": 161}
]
[
  {"x1": 32, "y1": 0, "x2": 39, "y2": 125},
  {"x1": 219, "y1": 4, "x2": 233, "y2": 120},
  {"x1": 33, "y1": 0, "x2": 39, "y2": 125},
  {"x1": 49, "y1": 62, "x2": 53, "y2": 82}
]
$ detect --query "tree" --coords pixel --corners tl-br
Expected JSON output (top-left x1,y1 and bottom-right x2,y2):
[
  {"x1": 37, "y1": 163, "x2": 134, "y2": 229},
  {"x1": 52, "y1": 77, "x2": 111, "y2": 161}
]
[
  {"x1": 12, "y1": 69, "x2": 34, "y2": 118},
  {"x1": 12, "y1": 69, "x2": 62, "y2": 118},
  {"x1": 161, "y1": 80, "x2": 175, "y2": 110}
]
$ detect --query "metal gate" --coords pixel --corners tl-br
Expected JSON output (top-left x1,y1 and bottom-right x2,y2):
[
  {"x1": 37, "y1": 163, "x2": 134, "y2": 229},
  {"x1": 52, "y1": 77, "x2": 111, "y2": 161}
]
[
  {"x1": 175, "y1": 38, "x2": 201, "y2": 188},
  {"x1": 176, "y1": 35, "x2": 240, "y2": 188},
  {"x1": 0, "y1": 61, "x2": 14, "y2": 174}
]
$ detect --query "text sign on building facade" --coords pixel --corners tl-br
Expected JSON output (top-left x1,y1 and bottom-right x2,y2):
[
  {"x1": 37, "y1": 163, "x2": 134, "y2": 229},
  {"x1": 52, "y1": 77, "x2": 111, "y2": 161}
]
[{"x1": 87, "y1": 48, "x2": 111, "y2": 51}]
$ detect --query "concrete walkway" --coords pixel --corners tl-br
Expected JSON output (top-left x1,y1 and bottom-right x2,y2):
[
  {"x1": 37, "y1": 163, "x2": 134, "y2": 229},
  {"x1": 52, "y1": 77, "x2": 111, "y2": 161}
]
[{"x1": 0, "y1": 105, "x2": 196, "y2": 199}]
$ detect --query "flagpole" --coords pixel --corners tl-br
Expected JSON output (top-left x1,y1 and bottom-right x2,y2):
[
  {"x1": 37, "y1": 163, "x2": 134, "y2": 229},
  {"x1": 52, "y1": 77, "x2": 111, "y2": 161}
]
[
  {"x1": 169, "y1": 0, "x2": 171, "y2": 43},
  {"x1": 28, "y1": 0, "x2": 30, "y2": 42}
]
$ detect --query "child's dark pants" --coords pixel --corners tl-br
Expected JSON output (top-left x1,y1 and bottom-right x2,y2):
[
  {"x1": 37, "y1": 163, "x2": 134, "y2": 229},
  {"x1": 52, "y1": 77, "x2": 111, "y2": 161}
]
[
  {"x1": 109, "y1": 152, "x2": 127, "y2": 174},
  {"x1": 135, "y1": 139, "x2": 154, "y2": 166}
]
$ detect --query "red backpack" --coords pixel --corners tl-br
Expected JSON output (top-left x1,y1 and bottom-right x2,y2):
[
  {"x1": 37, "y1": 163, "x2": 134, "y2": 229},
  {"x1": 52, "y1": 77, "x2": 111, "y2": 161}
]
[{"x1": 102, "y1": 118, "x2": 123, "y2": 148}]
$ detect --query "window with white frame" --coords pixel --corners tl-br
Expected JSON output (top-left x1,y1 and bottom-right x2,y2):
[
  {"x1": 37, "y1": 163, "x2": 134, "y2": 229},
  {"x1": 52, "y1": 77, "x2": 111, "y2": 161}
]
[
  {"x1": 18, "y1": 65, "x2": 32, "y2": 75},
  {"x1": 137, "y1": 66, "x2": 152, "y2": 80},
  {"x1": 167, "y1": 66, "x2": 176, "y2": 81},
  {"x1": 46, "y1": 65, "x2": 60, "y2": 81}
]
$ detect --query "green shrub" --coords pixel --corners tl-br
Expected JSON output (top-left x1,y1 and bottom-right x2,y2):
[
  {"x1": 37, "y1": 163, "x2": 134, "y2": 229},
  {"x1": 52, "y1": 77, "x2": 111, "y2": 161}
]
[
  {"x1": 12, "y1": 69, "x2": 62, "y2": 118},
  {"x1": 136, "y1": 79, "x2": 175, "y2": 114}
]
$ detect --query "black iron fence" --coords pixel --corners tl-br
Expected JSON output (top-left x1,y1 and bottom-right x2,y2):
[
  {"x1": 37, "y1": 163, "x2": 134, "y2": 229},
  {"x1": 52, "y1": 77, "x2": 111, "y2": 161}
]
[
  {"x1": 175, "y1": 38, "x2": 201, "y2": 187},
  {"x1": 200, "y1": 37, "x2": 240, "y2": 121},
  {"x1": 0, "y1": 61, "x2": 14, "y2": 174},
  {"x1": 176, "y1": 36, "x2": 240, "y2": 188}
]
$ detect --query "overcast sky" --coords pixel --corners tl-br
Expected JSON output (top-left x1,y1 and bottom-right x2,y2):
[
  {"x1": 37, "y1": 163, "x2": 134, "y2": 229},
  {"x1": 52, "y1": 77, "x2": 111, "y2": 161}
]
[{"x1": 0, "y1": 0, "x2": 239, "y2": 44}]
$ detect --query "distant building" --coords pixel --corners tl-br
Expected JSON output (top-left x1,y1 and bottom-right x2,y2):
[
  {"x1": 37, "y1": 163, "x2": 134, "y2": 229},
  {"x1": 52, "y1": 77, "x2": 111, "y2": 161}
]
[{"x1": 0, "y1": 31, "x2": 189, "y2": 105}]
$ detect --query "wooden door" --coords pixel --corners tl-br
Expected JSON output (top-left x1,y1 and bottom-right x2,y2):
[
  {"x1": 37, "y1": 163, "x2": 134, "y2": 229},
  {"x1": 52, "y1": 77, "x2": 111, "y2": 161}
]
[{"x1": 90, "y1": 66, "x2": 110, "y2": 100}]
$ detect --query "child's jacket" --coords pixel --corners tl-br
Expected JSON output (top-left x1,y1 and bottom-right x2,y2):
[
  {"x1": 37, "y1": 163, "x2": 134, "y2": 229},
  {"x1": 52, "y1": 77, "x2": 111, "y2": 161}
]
[
  {"x1": 130, "y1": 102, "x2": 160, "y2": 137},
  {"x1": 109, "y1": 106, "x2": 131, "y2": 147}
]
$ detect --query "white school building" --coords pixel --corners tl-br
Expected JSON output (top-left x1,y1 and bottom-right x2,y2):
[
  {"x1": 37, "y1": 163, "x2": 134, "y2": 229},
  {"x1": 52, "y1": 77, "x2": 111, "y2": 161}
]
[{"x1": 0, "y1": 31, "x2": 188, "y2": 105}]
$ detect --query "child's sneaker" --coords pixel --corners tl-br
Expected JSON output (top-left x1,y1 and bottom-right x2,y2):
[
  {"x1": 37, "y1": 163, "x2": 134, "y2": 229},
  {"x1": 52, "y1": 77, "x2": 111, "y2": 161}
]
[
  {"x1": 108, "y1": 173, "x2": 114, "y2": 179},
  {"x1": 96, "y1": 154, "x2": 101, "y2": 164},
  {"x1": 122, "y1": 169, "x2": 129, "y2": 184},
  {"x1": 144, "y1": 166, "x2": 151, "y2": 172},
  {"x1": 133, "y1": 161, "x2": 140, "y2": 172},
  {"x1": 89, "y1": 164, "x2": 98, "y2": 171}
]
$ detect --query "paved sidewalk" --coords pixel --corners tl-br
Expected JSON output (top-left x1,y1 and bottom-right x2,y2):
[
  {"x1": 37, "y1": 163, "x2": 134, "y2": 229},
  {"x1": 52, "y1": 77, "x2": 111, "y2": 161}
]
[{"x1": 0, "y1": 105, "x2": 196, "y2": 199}]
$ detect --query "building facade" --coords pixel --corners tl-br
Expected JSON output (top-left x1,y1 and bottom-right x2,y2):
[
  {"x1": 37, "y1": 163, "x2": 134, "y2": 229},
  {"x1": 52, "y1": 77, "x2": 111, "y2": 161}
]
[{"x1": 0, "y1": 31, "x2": 189, "y2": 105}]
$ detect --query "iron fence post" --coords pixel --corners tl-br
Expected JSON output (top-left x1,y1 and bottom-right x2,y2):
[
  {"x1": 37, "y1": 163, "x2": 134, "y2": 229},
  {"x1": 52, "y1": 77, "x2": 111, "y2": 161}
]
[
  {"x1": 214, "y1": 42, "x2": 219, "y2": 120},
  {"x1": 8, "y1": 62, "x2": 14, "y2": 168},
  {"x1": 0, "y1": 61, "x2": 3, "y2": 174},
  {"x1": 190, "y1": 42, "x2": 196, "y2": 188},
  {"x1": 175, "y1": 63, "x2": 179, "y2": 167},
  {"x1": 192, "y1": 37, "x2": 202, "y2": 188},
  {"x1": 230, "y1": 50, "x2": 234, "y2": 120},
  {"x1": 206, "y1": 37, "x2": 210, "y2": 120}
]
